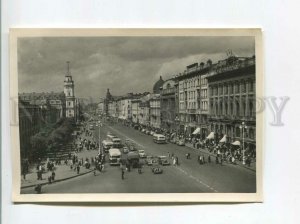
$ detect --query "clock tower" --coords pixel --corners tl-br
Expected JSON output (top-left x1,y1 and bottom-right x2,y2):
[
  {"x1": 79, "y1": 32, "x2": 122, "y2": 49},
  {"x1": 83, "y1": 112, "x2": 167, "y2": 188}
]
[{"x1": 64, "y1": 61, "x2": 75, "y2": 118}]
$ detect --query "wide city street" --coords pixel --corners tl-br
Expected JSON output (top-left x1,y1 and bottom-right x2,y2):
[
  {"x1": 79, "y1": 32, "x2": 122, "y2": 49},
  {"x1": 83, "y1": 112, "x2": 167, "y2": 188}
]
[{"x1": 22, "y1": 119, "x2": 256, "y2": 194}]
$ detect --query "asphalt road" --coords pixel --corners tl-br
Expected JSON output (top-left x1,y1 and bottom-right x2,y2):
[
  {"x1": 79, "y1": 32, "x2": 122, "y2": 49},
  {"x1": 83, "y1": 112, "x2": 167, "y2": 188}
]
[{"x1": 22, "y1": 121, "x2": 256, "y2": 193}]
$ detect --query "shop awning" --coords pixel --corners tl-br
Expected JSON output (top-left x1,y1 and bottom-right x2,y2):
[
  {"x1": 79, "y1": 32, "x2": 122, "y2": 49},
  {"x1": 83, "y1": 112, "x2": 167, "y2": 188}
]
[
  {"x1": 206, "y1": 132, "x2": 214, "y2": 139},
  {"x1": 192, "y1": 128, "x2": 201, "y2": 135},
  {"x1": 219, "y1": 135, "x2": 227, "y2": 143},
  {"x1": 231, "y1": 140, "x2": 241, "y2": 146}
]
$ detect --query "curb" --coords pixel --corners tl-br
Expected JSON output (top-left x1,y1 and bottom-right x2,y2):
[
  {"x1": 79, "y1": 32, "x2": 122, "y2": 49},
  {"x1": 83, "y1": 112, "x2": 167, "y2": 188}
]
[
  {"x1": 21, "y1": 169, "x2": 94, "y2": 189},
  {"x1": 184, "y1": 143, "x2": 256, "y2": 172}
]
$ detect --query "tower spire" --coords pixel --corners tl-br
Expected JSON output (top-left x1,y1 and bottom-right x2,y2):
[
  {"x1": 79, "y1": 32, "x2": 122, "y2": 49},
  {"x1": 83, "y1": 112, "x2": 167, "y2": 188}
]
[{"x1": 66, "y1": 61, "x2": 70, "y2": 76}]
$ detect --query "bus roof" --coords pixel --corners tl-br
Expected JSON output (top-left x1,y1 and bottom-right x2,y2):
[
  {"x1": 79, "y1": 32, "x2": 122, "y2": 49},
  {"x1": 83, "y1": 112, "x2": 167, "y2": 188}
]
[
  {"x1": 102, "y1": 140, "x2": 113, "y2": 145},
  {"x1": 109, "y1": 148, "x2": 121, "y2": 156}
]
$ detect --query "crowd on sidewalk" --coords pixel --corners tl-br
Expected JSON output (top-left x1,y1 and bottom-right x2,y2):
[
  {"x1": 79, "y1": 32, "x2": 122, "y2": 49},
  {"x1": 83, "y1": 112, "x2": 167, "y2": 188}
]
[{"x1": 112, "y1": 117, "x2": 255, "y2": 169}]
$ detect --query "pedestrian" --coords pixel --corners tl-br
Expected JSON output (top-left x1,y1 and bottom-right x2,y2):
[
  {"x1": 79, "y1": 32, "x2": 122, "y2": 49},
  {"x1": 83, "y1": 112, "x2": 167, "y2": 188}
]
[
  {"x1": 208, "y1": 155, "x2": 211, "y2": 163},
  {"x1": 121, "y1": 169, "x2": 125, "y2": 180},
  {"x1": 76, "y1": 165, "x2": 80, "y2": 174},
  {"x1": 48, "y1": 176, "x2": 52, "y2": 184},
  {"x1": 51, "y1": 171, "x2": 56, "y2": 181},
  {"x1": 216, "y1": 156, "x2": 219, "y2": 164},
  {"x1": 34, "y1": 184, "x2": 42, "y2": 194}
]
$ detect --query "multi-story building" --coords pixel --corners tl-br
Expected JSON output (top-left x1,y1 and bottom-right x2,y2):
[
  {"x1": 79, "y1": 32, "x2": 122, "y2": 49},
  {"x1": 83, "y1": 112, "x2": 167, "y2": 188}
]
[
  {"x1": 19, "y1": 91, "x2": 66, "y2": 124},
  {"x1": 160, "y1": 79, "x2": 176, "y2": 131},
  {"x1": 149, "y1": 94, "x2": 161, "y2": 128},
  {"x1": 138, "y1": 94, "x2": 151, "y2": 126},
  {"x1": 131, "y1": 98, "x2": 140, "y2": 124},
  {"x1": 176, "y1": 61, "x2": 212, "y2": 135},
  {"x1": 207, "y1": 55, "x2": 256, "y2": 151}
]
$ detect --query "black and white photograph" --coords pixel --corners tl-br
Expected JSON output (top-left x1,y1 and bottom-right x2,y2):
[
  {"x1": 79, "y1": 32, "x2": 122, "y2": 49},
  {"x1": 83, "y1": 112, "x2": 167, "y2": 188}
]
[{"x1": 10, "y1": 29, "x2": 263, "y2": 202}]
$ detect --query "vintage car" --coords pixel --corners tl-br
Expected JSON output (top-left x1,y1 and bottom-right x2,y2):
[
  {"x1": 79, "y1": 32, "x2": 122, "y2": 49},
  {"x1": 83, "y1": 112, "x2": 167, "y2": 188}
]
[
  {"x1": 145, "y1": 156, "x2": 154, "y2": 165},
  {"x1": 158, "y1": 156, "x2": 170, "y2": 166},
  {"x1": 123, "y1": 147, "x2": 129, "y2": 154},
  {"x1": 138, "y1": 150, "x2": 147, "y2": 158},
  {"x1": 151, "y1": 165, "x2": 163, "y2": 174}
]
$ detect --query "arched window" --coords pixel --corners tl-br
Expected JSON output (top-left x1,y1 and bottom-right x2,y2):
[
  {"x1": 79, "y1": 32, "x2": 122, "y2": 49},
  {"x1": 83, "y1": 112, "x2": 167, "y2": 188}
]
[{"x1": 166, "y1": 83, "x2": 171, "y2": 89}]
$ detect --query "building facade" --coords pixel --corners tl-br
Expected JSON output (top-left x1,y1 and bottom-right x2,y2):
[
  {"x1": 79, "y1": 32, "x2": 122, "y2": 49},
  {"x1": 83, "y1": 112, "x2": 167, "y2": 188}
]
[
  {"x1": 207, "y1": 56, "x2": 256, "y2": 150},
  {"x1": 149, "y1": 94, "x2": 161, "y2": 128},
  {"x1": 160, "y1": 79, "x2": 176, "y2": 131},
  {"x1": 176, "y1": 61, "x2": 211, "y2": 136}
]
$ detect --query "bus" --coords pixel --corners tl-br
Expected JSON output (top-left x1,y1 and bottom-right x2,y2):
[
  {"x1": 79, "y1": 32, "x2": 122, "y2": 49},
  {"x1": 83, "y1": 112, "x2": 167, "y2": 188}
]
[
  {"x1": 108, "y1": 148, "x2": 121, "y2": 165},
  {"x1": 112, "y1": 137, "x2": 122, "y2": 148},
  {"x1": 107, "y1": 134, "x2": 116, "y2": 141},
  {"x1": 153, "y1": 134, "x2": 166, "y2": 144},
  {"x1": 102, "y1": 140, "x2": 114, "y2": 153}
]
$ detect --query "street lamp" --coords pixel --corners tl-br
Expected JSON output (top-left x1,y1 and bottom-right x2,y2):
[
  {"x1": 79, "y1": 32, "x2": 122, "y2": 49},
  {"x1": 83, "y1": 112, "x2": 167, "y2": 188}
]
[
  {"x1": 239, "y1": 121, "x2": 247, "y2": 165},
  {"x1": 98, "y1": 121, "x2": 102, "y2": 154},
  {"x1": 174, "y1": 115, "x2": 180, "y2": 137}
]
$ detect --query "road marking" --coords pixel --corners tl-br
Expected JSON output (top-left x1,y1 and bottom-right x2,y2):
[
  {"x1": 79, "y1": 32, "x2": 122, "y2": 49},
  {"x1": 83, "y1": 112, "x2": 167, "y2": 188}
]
[
  {"x1": 175, "y1": 166, "x2": 218, "y2": 193},
  {"x1": 107, "y1": 124, "x2": 218, "y2": 193}
]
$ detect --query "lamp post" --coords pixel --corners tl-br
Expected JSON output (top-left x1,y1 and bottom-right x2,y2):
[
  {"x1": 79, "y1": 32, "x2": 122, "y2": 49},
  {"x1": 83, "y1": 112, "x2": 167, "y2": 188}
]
[
  {"x1": 98, "y1": 121, "x2": 102, "y2": 154},
  {"x1": 174, "y1": 115, "x2": 180, "y2": 138},
  {"x1": 239, "y1": 121, "x2": 247, "y2": 165}
]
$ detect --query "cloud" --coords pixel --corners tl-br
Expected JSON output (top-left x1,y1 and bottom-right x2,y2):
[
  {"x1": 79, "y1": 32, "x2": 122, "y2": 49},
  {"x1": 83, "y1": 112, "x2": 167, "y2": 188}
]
[{"x1": 17, "y1": 36, "x2": 255, "y2": 100}]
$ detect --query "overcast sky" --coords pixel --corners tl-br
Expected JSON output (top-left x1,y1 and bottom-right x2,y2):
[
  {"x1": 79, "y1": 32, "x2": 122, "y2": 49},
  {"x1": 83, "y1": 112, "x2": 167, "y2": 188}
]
[{"x1": 18, "y1": 36, "x2": 255, "y2": 100}]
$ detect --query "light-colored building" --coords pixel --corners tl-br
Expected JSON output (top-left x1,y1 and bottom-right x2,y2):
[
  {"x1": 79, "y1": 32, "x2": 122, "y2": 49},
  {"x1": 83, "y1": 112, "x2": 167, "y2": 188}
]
[
  {"x1": 149, "y1": 94, "x2": 161, "y2": 128},
  {"x1": 160, "y1": 79, "x2": 176, "y2": 131},
  {"x1": 176, "y1": 61, "x2": 211, "y2": 136},
  {"x1": 207, "y1": 56, "x2": 256, "y2": 152},
  {"x1": 138, "y1": 94, "x2": 151, "y2": 126}
]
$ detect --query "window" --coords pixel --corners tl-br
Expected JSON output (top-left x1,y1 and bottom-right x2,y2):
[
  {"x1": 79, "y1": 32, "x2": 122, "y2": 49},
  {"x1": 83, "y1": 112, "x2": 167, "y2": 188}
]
[
  {"x1": 235, "y1": 83, "x2": 240, "y2": 94},
  {"x1": 236, "y1": 102, "x2": 240, "y2": 116}
]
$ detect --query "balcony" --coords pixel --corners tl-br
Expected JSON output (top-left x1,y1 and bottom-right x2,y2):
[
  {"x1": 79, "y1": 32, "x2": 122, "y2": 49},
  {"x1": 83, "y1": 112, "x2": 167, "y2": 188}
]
[
  {"x1": 161, "y1": 88, "x2": 175, "y2": 95},
  {"x1": 188, "y1": 109, "x2": 196, "y2": 114}
]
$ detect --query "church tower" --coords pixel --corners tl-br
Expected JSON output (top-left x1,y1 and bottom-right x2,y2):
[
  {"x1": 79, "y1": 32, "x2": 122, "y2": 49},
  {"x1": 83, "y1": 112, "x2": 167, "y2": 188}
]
[{"x1": 64, "y1": 61, "x2": 75, "y2": 118}]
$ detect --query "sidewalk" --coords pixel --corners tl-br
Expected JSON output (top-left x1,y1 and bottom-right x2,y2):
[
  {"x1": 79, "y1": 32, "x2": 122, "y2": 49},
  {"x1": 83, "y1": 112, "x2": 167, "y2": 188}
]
[
  {"x1": 184, "y1": 142, "x2": 256, "y2": 172},
  {"x1": 21, "y1": 164, "x2": 93, "y2": 189}
]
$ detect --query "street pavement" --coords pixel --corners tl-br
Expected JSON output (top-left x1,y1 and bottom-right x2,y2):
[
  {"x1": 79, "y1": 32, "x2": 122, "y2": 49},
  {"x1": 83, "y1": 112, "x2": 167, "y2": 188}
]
[{"x1": 21, "y1": 120, "x2": 256, "y2": 194}]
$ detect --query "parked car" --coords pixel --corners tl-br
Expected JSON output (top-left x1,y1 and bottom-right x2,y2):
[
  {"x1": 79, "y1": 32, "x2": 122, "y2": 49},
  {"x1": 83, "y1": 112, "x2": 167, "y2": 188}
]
[
  {"x1": 158, "y1": 156, "x2": 170, "y2": 166},
  {"x1": 145, "y1": 130, "x2": 151, "y2": 135},
  {"x1": 146, "y1": 156, "x2": 154, "y2": 165},
  {"x1": 151, "y1": 165, "x2": 163, "y2": 174},
  {"x1": 123, "y1": 147, "x2": 129, "y2": 154},
  {"x1": 138, "y1": 150, "x2": 147, "y2": 158}
]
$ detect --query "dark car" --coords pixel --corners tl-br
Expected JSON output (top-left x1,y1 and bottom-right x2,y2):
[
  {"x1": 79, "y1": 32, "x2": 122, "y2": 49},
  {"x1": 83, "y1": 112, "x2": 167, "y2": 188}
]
[
  {"x1": 151, "y1": 165, "x2": 163, "y2": 174},
  {"x1": 158, "y1": 156, "x2": 170, "y2": 166}
]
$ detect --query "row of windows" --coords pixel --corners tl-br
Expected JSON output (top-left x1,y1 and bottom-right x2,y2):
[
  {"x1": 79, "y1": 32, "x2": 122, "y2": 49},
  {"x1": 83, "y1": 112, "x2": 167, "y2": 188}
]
[
  {"x1": 179, "y1": 89, "x2": 208, "y2": 101},
  {"x1": 210, "y1": 100, "x2": 255, "y2": 117},
  {"x1": 179, "y1": 77, "x2": 208, "y2": 89},
  {"x1": 209, "y1": 80, "x2": 255, "y2": 96}
]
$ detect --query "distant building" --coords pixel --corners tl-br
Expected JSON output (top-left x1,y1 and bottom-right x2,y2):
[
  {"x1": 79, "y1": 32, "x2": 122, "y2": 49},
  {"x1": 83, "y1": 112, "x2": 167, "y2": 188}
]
[
  {"x1": 153, "y1": 76, "x2": 164, "y2": 94},
  {"x1": 149, "y1": 94, "x2": 161, "y2": 128},
  {"x1": 19, "y1": 92, "x2": 66, "y2": 123},
  {"x1": 160, "y1": 79, "x2": 176, "y2": 131}
]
